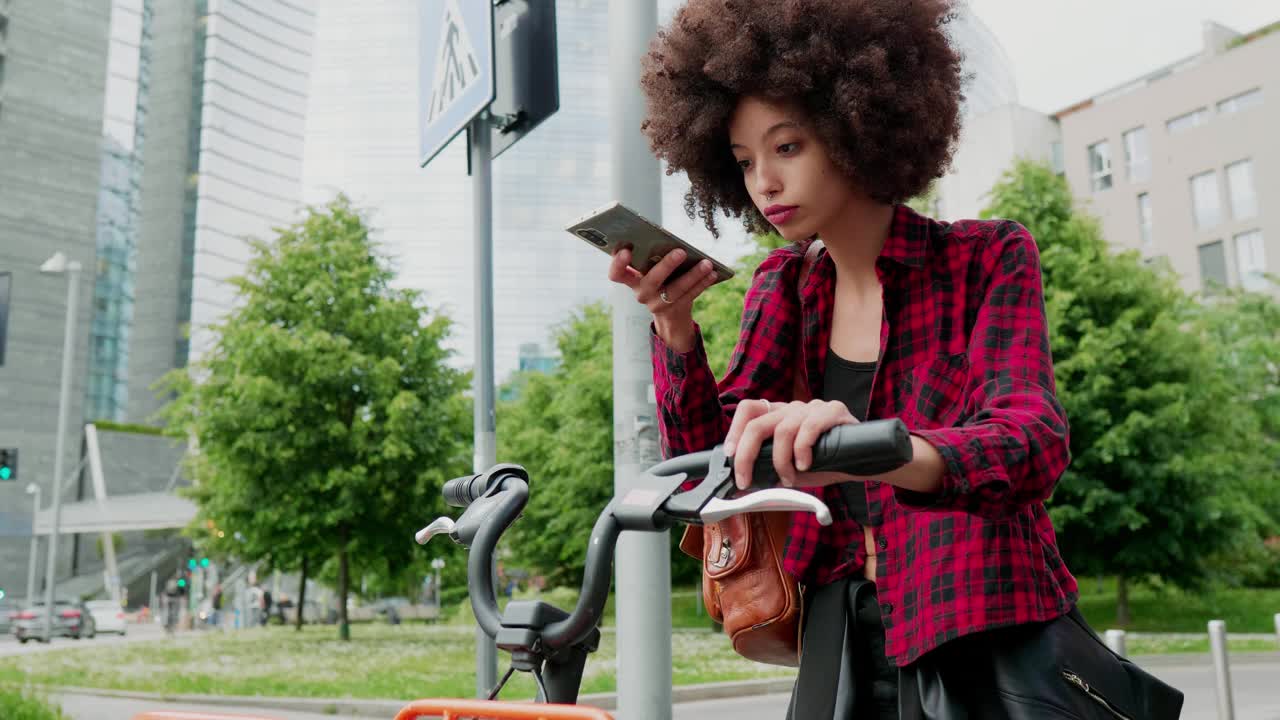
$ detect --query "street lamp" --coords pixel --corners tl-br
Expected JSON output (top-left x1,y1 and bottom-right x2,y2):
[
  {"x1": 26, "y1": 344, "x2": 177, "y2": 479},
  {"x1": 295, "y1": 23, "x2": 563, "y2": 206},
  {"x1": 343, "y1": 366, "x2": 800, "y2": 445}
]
[
  {"x1": 40, "y1": 251, "x2": 82, "y2": 642},
  {"x1": 25, "y1": 483, "x2": 40, "y2": 604},
  {"x1": 431, "y1": 558, "x2": 446, "y2": 611}
]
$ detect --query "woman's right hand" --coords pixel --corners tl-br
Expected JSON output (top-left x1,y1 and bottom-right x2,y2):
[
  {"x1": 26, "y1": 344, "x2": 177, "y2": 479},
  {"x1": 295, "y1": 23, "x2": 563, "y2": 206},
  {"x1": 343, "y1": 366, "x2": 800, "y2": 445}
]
[
  {"x1": 608, "y1": 248, "x2": 720, "y2": 353},
  {"x1": 607, "y1": 247, "x2": 720, "y2": 319}
]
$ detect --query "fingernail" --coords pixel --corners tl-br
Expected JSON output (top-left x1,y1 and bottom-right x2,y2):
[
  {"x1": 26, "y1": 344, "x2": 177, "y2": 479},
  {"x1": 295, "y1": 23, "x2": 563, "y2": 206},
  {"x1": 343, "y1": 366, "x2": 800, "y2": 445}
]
[
  {"x1": 674, "y1": 249, "x2": 686, "y2": 259},
  {"x1": 700, "y1": 260, "x2": 712, "y2": 270},
  {"x1": 796, "y1": 459, "x2": 809, "y2": 471}
]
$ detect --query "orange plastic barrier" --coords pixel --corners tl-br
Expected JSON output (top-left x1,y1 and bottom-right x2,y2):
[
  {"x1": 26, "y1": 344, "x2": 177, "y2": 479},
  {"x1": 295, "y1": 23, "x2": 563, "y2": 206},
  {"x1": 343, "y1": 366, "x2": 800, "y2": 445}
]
[{"x1": 394, "y1": 698, "x2": 614, "y2": 720}]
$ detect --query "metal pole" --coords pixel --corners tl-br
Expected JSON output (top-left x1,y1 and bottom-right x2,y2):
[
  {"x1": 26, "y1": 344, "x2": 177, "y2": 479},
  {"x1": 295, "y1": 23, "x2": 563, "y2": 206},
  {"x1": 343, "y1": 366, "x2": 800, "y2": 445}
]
[
  {"x1": 26, "y1": 485, "x2": 40, "y2": 603},
  {"x1": 43, "y1": 260, "x2": 81, "y2": 641},
  {"x1": 608, "y1": 1, "x2": 671, "y2": 717},
  {"x1": 470, "y1": 112, "x2": 499, "y2": 698},
  {"x1": 1208, "y1": 619, "x2": 1235, "y2": 720},
  {"x1": 150, "y1": 570, "x2": 158, "y2": 614},
  {"x1": 1104, "y1": 629, "x2": 1126, "y2": 657},
  {"x1": 85, "y1": 423, "x2": 121, "y2": 604},
  {"x1": 1274, "y1": 613, "x2": 1280, "y2": 651}
]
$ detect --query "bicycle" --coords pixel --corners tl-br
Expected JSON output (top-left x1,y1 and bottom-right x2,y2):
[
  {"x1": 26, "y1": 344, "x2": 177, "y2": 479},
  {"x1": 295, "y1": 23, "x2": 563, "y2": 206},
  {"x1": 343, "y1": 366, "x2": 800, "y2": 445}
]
[{"x1": 131, "y1": 419, "x2": 913, "y2": 720}]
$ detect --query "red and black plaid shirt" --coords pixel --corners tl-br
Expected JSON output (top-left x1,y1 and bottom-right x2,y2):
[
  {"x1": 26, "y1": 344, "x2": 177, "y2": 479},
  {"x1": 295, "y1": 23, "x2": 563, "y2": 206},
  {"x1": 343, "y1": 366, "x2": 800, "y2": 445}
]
[{"x1": 651, "y1": 205, "x2": 1079, "y2": 666}]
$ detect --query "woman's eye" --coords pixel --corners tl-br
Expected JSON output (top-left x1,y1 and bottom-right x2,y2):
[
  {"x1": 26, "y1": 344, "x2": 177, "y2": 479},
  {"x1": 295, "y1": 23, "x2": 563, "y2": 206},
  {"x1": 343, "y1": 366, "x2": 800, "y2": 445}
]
[
  {"x1": 736, "y1": 158, "x2": 751, "y2": 171},
  {"x1": 778, "y1": 142, "x2": 798, "y2": 155}
]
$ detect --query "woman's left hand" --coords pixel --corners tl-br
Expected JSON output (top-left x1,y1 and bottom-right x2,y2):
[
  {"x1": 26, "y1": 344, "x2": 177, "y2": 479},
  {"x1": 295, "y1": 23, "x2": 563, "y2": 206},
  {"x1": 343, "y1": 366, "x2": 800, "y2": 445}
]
[{"x1": 723, "y1": 398, "x2": 864, "y2": 490}]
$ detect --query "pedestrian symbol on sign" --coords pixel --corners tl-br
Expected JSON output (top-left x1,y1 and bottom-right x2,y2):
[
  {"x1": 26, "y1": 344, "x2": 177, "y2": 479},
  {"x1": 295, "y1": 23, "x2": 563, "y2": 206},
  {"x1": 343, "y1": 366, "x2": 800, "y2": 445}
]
[{"x1": 428, "y1": 0, "x2": 482, "y2": 125}]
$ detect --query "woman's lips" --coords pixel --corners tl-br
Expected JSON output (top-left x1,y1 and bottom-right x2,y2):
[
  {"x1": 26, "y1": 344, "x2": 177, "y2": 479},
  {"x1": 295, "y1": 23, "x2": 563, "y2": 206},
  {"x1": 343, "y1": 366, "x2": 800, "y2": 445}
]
[{"x1": 764, "y1": 205, "x2": 798, "y2": 224}]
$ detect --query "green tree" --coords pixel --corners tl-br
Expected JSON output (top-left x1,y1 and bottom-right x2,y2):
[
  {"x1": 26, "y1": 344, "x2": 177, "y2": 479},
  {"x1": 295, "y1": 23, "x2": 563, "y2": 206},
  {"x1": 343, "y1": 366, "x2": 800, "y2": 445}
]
[
  {"x1": 983, "y1": 161, "x2": 1276, "y2": 622},
  {"x1": 1192, "y1": 286, "x2": 1280, "y2": 587},
  {"x1": 494, "y1": 243, "x2": 781, "y2": 587},
  {"x1": 157, "y1": 196, "x2": 472, "y2": 640},
  {"x1": 496, "y1": 303, "x2": 616, "y2": 586}
]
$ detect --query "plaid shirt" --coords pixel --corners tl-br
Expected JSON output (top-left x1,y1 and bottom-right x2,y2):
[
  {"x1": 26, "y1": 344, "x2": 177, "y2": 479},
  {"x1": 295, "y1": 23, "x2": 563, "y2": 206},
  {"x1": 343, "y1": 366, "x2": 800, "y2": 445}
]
[{"x1": 651, "y1": 205, "x2": 1079, "y2": 666}]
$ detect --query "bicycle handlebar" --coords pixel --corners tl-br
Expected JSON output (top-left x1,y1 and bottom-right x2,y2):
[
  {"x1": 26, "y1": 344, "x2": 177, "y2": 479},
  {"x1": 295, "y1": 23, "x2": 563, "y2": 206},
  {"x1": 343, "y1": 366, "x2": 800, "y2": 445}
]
[
  {"x1": 420, "y1": 419, "x2": 914, "y2": 653},
  {"x1": 465, "y1": 475, "x2": 529, "y2": 637},
  {"x1": 648, "y1": 419, "x2": 912, "y2": 491}
]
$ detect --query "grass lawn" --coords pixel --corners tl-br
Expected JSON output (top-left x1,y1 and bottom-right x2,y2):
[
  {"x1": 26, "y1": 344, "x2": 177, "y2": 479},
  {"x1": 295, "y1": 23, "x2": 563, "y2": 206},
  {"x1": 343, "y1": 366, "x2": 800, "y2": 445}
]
[
  {"x1": 1071, "y1": 576, "x2": 1280, "y2": 632},
  {"x1": 0, "y1": 685, "x2": 69, "y2": 720},
  {"x1": 0, "y1": 624, "x2": 793, "y2": 701},
  {"x1": 1127, "y1": 636, "x2": 1278, "y2": 655}
]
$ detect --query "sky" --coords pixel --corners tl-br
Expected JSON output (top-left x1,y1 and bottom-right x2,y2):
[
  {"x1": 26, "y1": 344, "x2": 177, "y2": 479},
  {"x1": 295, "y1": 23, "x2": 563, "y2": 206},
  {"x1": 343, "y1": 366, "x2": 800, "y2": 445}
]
[{"x1": 965, "y1": 0, "x2": 1278, "y2": 114}]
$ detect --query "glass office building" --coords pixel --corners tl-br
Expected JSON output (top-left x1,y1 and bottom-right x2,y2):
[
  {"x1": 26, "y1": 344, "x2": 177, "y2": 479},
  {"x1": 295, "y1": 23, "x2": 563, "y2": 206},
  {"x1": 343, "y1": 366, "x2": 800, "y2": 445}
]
[
  {"x1": 86, "y1": 0, "x2": 154, "y2": 421},
  {"x1": 184, "y1": 0, "x2": 318, "y2": 363}
]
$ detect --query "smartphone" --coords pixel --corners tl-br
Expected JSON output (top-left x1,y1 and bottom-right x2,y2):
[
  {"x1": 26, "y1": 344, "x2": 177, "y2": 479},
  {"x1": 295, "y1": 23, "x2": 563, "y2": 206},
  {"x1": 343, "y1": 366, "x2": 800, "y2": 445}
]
[{"x1": 566, "y1": 201, "x2": 735, "y2": 285}]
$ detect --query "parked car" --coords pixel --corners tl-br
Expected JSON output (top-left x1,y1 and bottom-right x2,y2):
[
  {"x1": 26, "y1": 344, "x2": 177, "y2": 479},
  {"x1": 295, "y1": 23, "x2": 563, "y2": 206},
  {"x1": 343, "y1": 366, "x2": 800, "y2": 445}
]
[
  {"x1": 11, "y1": 599, "x2": 96, "y2": 643},
  {"x1": 0, "y1": 596, "x2": 20, "y2": 635},
  {"x1": 85, "y1": 600, "x2": 127, "y2": 635}
]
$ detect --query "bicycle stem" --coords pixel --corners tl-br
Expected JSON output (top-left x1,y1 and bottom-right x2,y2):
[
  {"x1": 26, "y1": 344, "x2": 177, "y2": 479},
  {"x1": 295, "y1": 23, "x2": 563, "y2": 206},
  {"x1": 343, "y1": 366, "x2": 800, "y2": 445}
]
[{"x1": 541, "y1": 503, "x2": 622, "y2": 650}]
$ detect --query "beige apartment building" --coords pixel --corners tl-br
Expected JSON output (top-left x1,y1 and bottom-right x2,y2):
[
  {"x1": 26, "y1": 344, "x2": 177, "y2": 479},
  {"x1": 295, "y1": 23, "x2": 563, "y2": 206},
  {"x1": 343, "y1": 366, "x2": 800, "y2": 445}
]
[{"x1": 1055, "y1": 21, "x2": 1277, "y2": 296}]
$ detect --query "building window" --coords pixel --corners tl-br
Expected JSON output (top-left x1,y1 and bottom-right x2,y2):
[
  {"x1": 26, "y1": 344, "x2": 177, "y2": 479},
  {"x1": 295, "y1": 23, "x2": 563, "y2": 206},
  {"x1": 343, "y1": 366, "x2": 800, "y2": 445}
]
[
  {"x1": 1167, "y1": 108, "x2": 1209, "y2": 134},
  {"x1": 1218, "y1": 88, "x2": 1262, "y2": 115},
  {"x1": 1190, "y1": 171, "x2": 1221, "y2": 229},
  {"x1": 1225, "y1": 159, "x2": 1257, "y2": 220},
  {"x1": 1050, "y1": 141, "x2": 1064, "y2": 175},
  {"x1": 1123, "y1": 127, "x2": 1150, "y2": 183},
  {"x1": 1234, "y1": 230, "x2": 1267, "y2": 292},
  {"x1": 1088, "y1": 141, "x2": 1112, "y2": 191},
  {"x1": 1137, "y1": 193, "x2": 1152, "y2": 249},
  {"x1": 1198, "y1": 240, "x2": 1228, "y2": 292}
]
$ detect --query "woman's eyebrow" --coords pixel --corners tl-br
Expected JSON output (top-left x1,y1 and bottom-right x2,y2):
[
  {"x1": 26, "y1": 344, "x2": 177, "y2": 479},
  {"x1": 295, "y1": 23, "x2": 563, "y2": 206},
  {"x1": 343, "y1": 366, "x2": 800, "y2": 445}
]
[{"x1": 729, "y1": 121, "x2": 801, "y2": 149}]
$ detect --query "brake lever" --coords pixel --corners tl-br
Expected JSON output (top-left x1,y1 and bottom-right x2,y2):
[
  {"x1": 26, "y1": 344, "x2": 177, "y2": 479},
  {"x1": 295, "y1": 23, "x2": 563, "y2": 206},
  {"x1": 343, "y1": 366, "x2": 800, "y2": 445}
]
[
  {"x1": 660, "y1": 444, "x2": 734, "y2": 519},
  {"x1": 701, "y1": 489, "x2": 833, "y2": 525},
  {"x1": 415, "y1": 516, "x2": 457, "y2": 545}
]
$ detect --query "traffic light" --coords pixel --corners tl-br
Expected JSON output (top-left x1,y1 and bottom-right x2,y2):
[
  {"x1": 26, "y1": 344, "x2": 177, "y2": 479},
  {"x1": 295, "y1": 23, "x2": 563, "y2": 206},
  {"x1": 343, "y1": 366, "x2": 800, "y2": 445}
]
[
  {"x1": 0, "y1": 588, "x2": 6, "y2": 601},
  {"x1": 187, "y1": 558, "x2": 197, "y2": 570},
  {"x1": 0, "y1": 448, "x2": 16, "y2": 481},
  {"x1": 199, "y1": 557, "x2": 210, "y2": 568},
  {"x1": 177, "y1": 578, "x2": 187, "y2": 589}
]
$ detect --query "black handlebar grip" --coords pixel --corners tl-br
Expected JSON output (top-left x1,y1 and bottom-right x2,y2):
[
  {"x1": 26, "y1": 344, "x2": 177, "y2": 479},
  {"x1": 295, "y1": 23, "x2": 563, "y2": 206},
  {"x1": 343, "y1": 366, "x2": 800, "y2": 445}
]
[
  {"x1": 747, "y1": 419, "x2": 914, "y2": 489},
  {"x1": 443, "y1": 473, "x2": 487, "y2": 508}
]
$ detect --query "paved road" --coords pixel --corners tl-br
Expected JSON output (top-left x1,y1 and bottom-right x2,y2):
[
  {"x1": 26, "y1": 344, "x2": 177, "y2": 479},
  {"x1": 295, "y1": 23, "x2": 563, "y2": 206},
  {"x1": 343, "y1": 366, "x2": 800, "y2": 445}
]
[
  {"x1": 1150, "y1": 660, "x2": 1280, "y2": 720},
  {"x1": 670, "y1": 661, "x2": 1280, "y2": 720},
  {"x1": 38, "y1": 657, "x2": 1280, "y2": 719},
  {"x1": 0, "y1": 622, "x2": 171, "y2": 657},
  {"x1": 53, "y1": 694, "x2": 383, "y2": 720}
]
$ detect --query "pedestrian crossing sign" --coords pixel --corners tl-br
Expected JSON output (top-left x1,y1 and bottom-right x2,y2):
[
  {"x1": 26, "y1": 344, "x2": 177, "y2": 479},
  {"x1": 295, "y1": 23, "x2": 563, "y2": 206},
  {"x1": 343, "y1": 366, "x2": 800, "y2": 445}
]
[{"x1": 419, "y1": 0, "x2": 495, "y2": 167}]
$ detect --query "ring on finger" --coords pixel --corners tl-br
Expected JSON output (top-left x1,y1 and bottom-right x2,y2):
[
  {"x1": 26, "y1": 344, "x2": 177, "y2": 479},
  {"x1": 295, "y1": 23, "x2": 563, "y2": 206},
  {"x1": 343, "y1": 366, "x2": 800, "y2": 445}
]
[{"x1": 659, "y1": 289, "x2": 673, "y2": 304}]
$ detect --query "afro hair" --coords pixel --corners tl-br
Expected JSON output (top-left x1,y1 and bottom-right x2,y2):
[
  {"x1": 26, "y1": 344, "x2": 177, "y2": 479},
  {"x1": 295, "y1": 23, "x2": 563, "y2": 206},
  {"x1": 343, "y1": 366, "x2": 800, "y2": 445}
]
[{"x1": 640, "y1": 0, "x2": 966, "y2": 236}]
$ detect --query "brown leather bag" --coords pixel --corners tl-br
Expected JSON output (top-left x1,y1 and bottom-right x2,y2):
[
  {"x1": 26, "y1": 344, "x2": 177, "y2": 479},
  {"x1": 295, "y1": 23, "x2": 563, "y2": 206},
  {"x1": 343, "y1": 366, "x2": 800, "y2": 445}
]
[{"x1": 677, "y1": 239, "x2": 825, "y2": 667}]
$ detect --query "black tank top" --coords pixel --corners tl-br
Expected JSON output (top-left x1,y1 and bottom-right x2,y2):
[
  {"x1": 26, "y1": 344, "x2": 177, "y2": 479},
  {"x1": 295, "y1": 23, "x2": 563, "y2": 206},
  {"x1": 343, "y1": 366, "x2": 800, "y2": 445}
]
[{"x1": 821, "y1": 348, "x2": 877, "y2": 524}]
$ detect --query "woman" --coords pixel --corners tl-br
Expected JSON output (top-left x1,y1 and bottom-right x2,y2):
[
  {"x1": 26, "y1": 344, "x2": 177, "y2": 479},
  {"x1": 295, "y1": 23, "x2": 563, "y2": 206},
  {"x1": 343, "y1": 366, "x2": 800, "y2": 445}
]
[{"x1": 607, "y1": 1, "x2": 1180, "y2": 718}]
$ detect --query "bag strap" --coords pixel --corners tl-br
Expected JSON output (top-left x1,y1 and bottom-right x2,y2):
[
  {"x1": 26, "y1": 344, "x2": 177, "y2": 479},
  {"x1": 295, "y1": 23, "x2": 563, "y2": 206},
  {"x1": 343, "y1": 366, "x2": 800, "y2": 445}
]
[{"x1": 791, "y1": 240, "x2": 824, "y2": 403}]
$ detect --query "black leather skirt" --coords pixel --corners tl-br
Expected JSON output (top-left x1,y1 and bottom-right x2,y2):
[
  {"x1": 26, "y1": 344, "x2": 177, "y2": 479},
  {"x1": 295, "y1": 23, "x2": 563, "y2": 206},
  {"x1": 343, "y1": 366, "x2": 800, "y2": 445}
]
[{"x1": 785, "y1": 577, "x2": 1184, "y2": 720}]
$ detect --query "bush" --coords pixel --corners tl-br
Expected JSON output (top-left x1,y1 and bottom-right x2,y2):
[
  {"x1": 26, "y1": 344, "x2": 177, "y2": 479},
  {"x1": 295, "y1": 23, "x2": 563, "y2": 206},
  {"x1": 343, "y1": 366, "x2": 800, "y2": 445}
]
[
  {"x1": 1218, "y1": 538, "x2": 1280, "y2": 589},
  {"x1": 0, "y1": 686, "x2": 68, "y2": 720}
]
